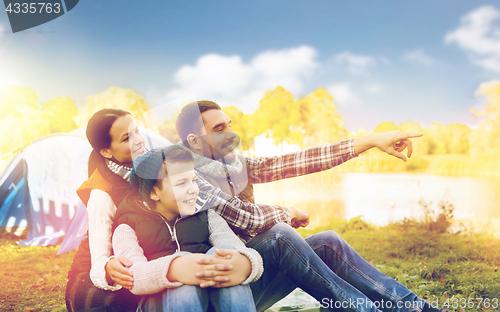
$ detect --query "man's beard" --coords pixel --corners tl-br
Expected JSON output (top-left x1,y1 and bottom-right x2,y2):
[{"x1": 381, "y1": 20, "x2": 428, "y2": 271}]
[{"x1": 200, "y1": 134, "x2": 240, "y2": 163}]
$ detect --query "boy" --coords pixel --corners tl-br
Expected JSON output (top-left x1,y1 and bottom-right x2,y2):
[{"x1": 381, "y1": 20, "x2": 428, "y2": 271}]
[{"x1": 112, "y1": 145, "x2": 263, "y2": 311}]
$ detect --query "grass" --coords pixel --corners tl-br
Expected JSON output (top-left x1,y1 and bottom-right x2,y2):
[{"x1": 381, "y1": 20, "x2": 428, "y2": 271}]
[
  {"x1": 0, "y1": 233, "x2": 75, "y2": 312},
  {"x1": 297, "y1": 202, "x2": 500, "y2": 311},
  {"x1": 1, "y1": 203, "x2": 499, "y2": 312}
]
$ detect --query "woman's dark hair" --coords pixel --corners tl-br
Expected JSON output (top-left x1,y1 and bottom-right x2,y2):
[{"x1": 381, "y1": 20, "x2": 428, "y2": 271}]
[
  {"x1": 86, "y1": 108, "x2": 131, "y2": 152},
  {"x1": 86, "y1": 108, "x2": 131, "y2": 176}
]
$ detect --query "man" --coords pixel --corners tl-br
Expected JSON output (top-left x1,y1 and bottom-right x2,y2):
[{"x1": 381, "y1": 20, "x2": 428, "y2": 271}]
[{"x1": 175, "y1": 101, "x2": 447, "y2": 312}]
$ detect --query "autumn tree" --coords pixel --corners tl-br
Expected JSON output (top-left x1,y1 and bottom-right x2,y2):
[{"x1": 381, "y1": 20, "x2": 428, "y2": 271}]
[
  {"x1": 158, "y1": 118, "x2": 180, "y2": 144},
  {"x1": 222, "y1": 105, "x2": 254, "y2": 151},
  {"x1": 0, "y1": 85, "x2": 38, "y2": 118},
  {"x1": 445, "y1": 123, "x2": 470, "y2": 154},
  {"x1": 42, "y1": 97, "x2": 78, "y2": 133},
  {"x1": 469, "y1": 80, "x2": 500, "y2": 156},
  {"x1": 300, "y1": 88, "x2": 347, "y2": 146},
  {"x1": 0, "y1": 86, "x2": 77, "y2": 155},
  {"x1": 373, "y1": 122, "x2": 399, "y2": 134},
  {"x1": 252, "y1": 86, "x2": 306, "y2": 146},
  {"x1": 75, "y1": 86, "x2": 152, "y2": 128},
  {"x1": 399, "y1": 121, "x2": 428, "y2": 155},
  {"x1": 424, "y1": 123, "x2": 447, "y2": 155}
]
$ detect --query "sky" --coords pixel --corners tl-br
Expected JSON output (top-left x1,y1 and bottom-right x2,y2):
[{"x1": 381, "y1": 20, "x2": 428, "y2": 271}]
[{"x1": 1, "y1": 0, "x2": 499, "y2": 131}]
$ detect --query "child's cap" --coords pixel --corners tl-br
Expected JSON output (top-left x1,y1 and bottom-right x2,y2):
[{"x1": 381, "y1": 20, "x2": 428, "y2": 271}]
[{"x1": 129, "y1": 144, "x2": 188, "y2": 200}]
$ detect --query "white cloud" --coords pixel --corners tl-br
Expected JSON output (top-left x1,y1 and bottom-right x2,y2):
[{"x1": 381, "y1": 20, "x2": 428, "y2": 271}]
[
  {"x1": 165, "y1": 46, "x2": 319, "y2": 113},
  {"x1": 445, "y1": 5, "x2": 500, "y2": 73},
  {"x1": 401, "y1": 49, "x2": 435, "y2": 65},
  {"x1": 334, "y1": 51, "x2": 376, "y2": 75},
  {"x1": 326, "y1": 83, "x2": 361, "y2": 106},
  {"x1": 366, "y1": 84, "x2": 384, "y2": 94}
]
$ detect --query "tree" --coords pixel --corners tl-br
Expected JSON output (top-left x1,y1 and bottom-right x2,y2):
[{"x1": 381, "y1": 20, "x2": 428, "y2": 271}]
[
  {"x1": 222, "y1": 105, "x2": 254, "y2": 151},
  {"x1": 0, "y1": 86, "x2": 51, "y2": 155},
  {"x1": 42, "y1": 97, "x2": 79, "y2": 133},
  {"x1": 300, "y1": 88, "x2": 347, "y2": 146},
  {"x1": 158, "y1": 118, "x2": 180, "y2": 144},
  {"x1": 252, "y1": 86, "x2": 305, "y2": 146},
  {"x1": 0, "y1": 85, "x2": 38, "y2": 119},
  {"x1": 75, "y1": 86, "x2": 152, "y2": 128},
  {"x1": 445, "y1": 123, "x2": 470, "y2": 154},
  {"x1": 373, "y1": 122, "x2": 399, "y2": 134},
  {"x1": 469, "y1": 80, "x2": 500, "y2": 156},
  {"x1": 399, "y1": 121, "x2": 428, "y2": 155}
]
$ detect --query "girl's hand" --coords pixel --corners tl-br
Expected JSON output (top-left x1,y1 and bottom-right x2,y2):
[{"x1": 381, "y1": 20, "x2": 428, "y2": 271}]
[{"x1": 105, "y1": 257, "x2": 134, "y2": 290}]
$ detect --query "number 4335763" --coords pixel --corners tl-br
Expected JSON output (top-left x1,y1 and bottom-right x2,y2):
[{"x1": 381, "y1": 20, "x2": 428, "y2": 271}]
[
  {"x1": 442, "y1": 297, "x2": 498, "y2": 309},
  {"x1": 6, "y1": 2, "x2": 61, "y2": 14}
]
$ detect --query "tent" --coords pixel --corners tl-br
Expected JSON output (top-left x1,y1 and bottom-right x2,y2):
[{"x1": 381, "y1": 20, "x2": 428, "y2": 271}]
[{"x1": 0, "y1": 127, "x2": 171, "y2": 254}]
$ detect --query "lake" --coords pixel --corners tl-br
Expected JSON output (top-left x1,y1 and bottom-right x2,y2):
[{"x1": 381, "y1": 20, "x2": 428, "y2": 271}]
[{"x1": 253, "y1": 172, "x2": 500, "y2": 235}]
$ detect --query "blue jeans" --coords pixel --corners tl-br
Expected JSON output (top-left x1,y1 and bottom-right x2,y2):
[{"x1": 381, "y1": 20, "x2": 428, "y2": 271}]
[
  {"x1": 247, "y1": 223, "x2": 442, "y2": 312},
  {"x1": 137, "y1": 244, "x2": 256, "y2": 312}
]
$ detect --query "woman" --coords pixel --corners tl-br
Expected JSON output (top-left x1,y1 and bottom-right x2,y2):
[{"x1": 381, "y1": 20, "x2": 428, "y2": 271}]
[{"x1": 65, "y1": 108, "x2": 145, "y2": 312}]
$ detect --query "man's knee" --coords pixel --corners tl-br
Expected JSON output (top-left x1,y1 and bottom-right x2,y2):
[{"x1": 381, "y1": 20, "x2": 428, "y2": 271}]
[
  {"x1": 305, "y1": 230, "x2": 345, "y2": 249},
  {"x1": 267, "y1": 223, "x2": 304, "y2": 241},
  {"x1": 248, "y1": 223, "x2": 303, "y2": 249}
]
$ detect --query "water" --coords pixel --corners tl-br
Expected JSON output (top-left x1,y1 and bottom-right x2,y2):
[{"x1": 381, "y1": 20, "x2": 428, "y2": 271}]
[{"x1": 253, "y1": 172, "x2": 500, "y2": 235}]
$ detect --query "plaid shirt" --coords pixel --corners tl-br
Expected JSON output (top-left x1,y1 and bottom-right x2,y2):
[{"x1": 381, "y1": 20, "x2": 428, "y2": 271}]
[
  {"x1": 246, "y1": 139, "x2": 356, "y2": 183},
  {"x1": 195, "y1": 139, "x2": 356, "y2": 238}
]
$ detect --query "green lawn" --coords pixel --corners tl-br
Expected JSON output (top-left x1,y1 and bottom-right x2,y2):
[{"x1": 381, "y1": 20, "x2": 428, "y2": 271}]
[{"x1": 0, "y1": 233, "x2": 74, "y2": 312}]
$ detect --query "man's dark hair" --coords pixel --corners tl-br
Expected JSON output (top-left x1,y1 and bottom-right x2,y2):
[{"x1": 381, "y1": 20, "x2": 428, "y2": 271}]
[{"x1": 175, "y1": 100, "x2": 221, "y2": 147}]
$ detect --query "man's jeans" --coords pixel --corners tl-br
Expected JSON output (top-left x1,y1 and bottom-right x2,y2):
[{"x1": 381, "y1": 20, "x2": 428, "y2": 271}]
[
  {"x1": 247, "y1": 223, "x2": 441, "y2": 312},
  {"x1": 137, "y1": 244, "x2": 256, "y2": 312}
]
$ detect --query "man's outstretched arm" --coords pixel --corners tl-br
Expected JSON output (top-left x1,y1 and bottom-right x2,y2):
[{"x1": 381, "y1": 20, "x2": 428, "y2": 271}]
[
  {"x1": 246, "y1": 139, "x2": 355, "y2": 184},
  {"x1": 246, "y1": 131, "x2": 422, "y2": 184}
]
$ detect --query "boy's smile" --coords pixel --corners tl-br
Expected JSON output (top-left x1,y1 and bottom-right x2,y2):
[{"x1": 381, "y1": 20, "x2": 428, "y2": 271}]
[{"x1": 151, "y1": 161, "x2": 199, "y2": 220}]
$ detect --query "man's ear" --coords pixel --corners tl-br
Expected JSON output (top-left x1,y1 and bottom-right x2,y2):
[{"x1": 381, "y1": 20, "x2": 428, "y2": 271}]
[
  {"x1": 150, "y1": 186, "x2": 160, "y2": 202},
  {"x1": 100, "y1": 148, "x2": 113, "y2": 159},
  {"x1": 186, "y1": 134, "x2": 202, "y2": 152}
]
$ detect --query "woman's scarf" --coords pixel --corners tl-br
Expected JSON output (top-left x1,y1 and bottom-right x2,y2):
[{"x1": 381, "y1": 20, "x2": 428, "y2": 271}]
[{"x1": 105, "y1": 158, "x2": 132, "y2": 182}]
